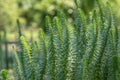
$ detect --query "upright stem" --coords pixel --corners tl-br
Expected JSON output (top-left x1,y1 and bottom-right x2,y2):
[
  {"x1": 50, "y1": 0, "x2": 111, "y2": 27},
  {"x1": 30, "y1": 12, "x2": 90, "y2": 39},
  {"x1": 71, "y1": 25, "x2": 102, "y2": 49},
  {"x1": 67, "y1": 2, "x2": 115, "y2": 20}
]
[{"x1": 4, "y1": 30, "x2": 9, "y2": 69}]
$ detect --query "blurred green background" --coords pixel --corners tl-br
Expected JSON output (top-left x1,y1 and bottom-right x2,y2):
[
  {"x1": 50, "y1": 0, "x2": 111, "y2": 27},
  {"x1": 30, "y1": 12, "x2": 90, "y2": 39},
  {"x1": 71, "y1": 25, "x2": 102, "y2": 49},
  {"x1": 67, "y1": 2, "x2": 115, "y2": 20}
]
[{"x1": 0, "y1": 0, "x2": 120, "y2": 32}]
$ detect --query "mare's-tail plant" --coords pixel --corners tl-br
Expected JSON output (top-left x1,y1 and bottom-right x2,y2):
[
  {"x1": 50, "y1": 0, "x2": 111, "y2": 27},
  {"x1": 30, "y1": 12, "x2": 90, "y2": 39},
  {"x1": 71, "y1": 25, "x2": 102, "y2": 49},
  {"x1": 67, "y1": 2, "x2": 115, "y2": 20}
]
[
  {"x1": 13, "y1": 0, "x2": 120, "y2": 80},
  {"x1": 0, "y1": 69, "x2": 8, "y2": 80}
]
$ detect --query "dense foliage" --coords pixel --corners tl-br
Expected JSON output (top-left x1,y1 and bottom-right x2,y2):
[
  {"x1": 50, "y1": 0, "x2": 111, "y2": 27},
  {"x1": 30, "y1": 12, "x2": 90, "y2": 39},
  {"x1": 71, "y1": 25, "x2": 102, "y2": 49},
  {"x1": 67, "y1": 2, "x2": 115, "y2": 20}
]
[
  {"x1": 7, "y1": 1, "x2": 119, "y2": 80},
  {"x1": 0, "y1": 0, "x2": 120, "y2": 80}
]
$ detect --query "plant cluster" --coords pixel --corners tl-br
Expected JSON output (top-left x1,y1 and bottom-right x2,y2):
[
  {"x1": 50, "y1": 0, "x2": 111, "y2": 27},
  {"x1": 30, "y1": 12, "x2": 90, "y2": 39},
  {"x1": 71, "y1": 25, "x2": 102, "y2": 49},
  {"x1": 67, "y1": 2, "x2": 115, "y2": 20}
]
[{"x1": 1, "y1": 0, "x2": 120, "y2": 80}]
